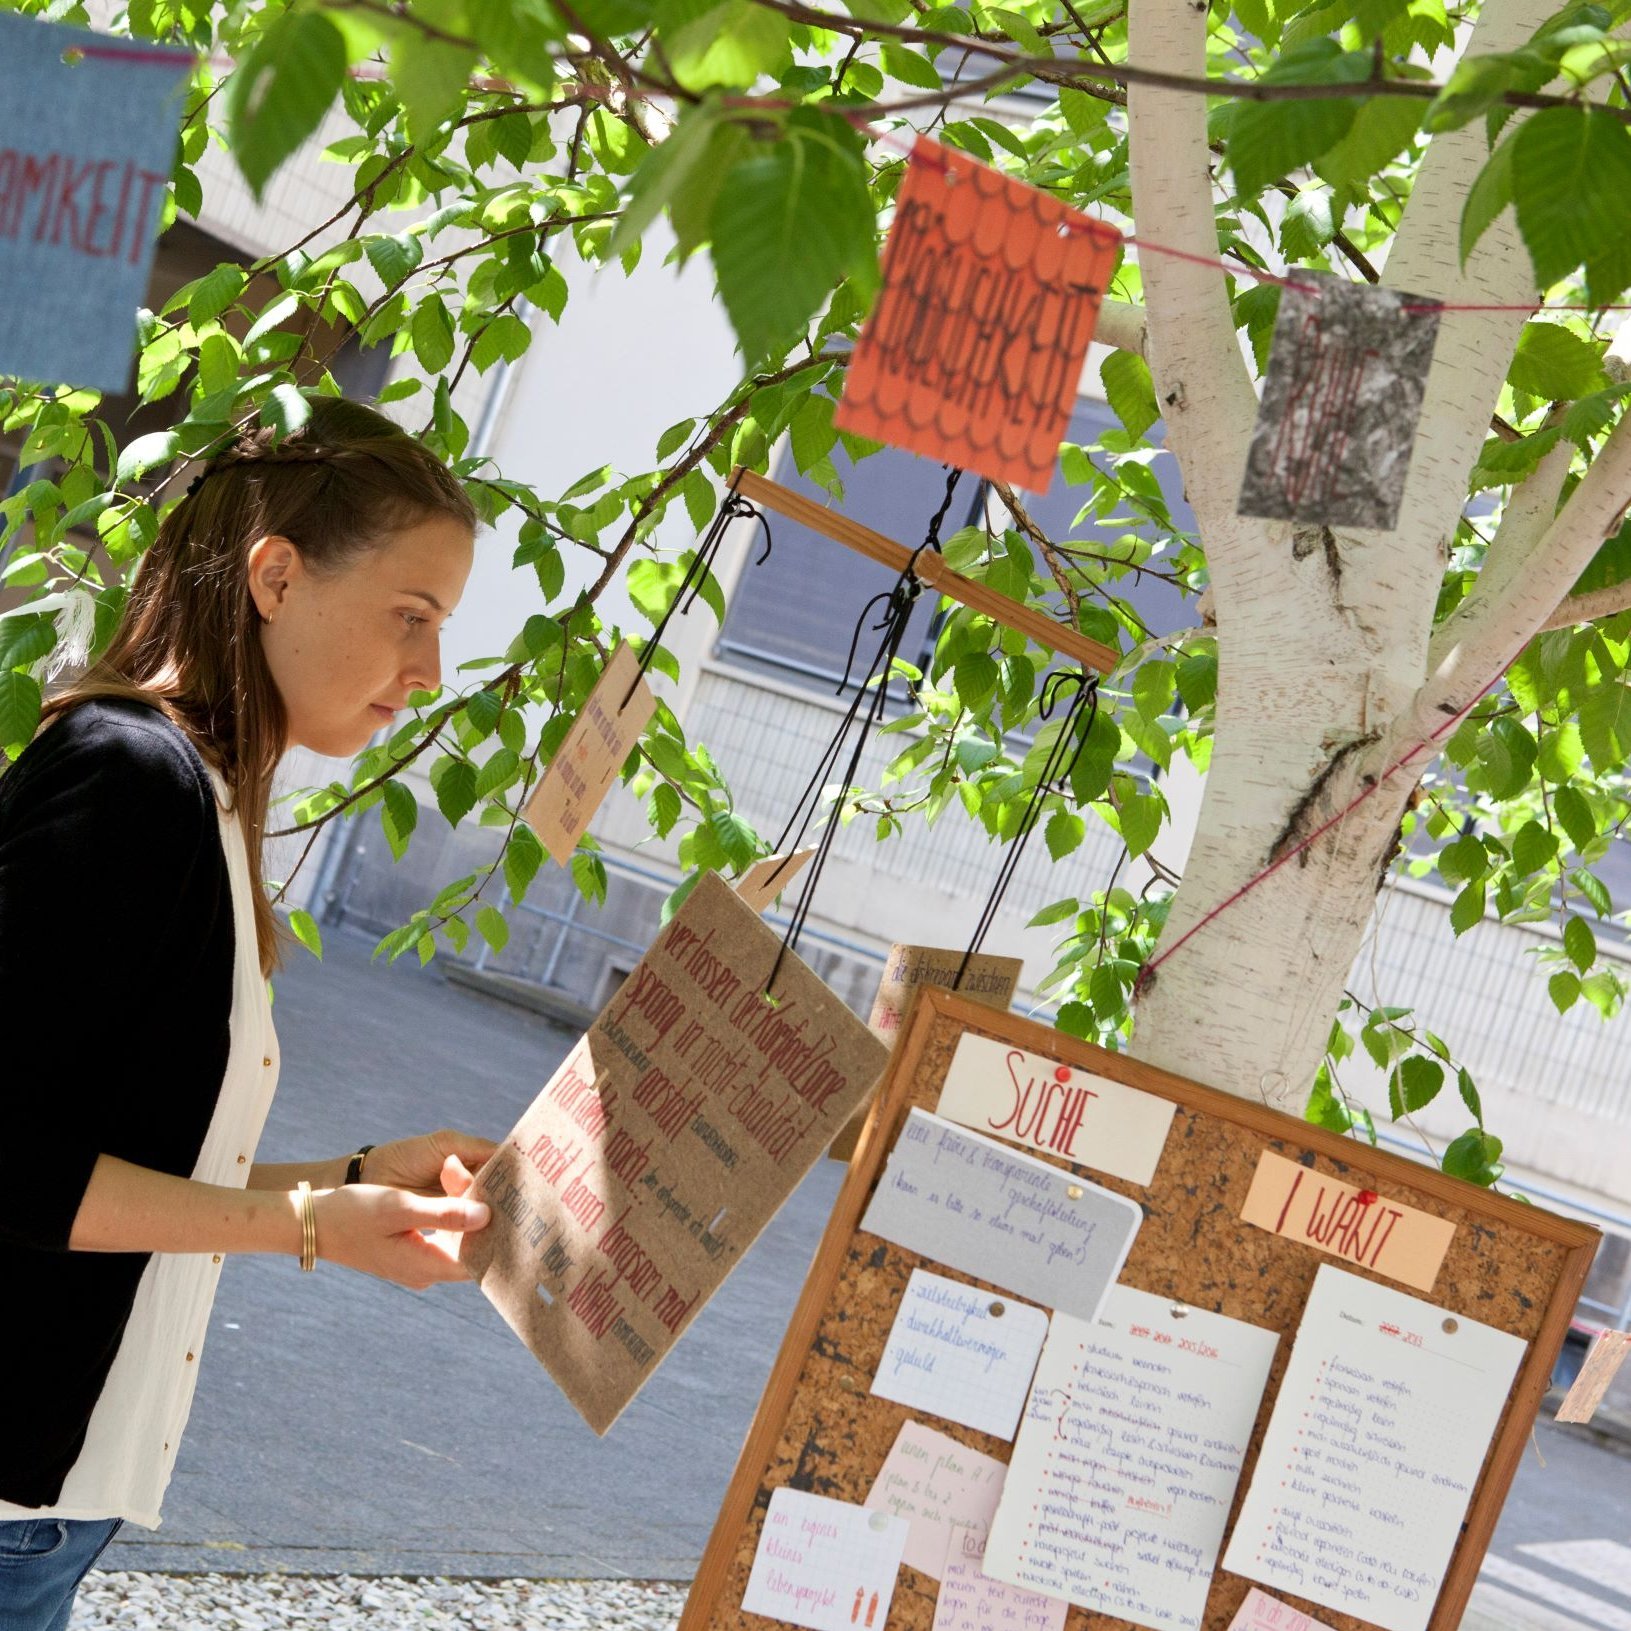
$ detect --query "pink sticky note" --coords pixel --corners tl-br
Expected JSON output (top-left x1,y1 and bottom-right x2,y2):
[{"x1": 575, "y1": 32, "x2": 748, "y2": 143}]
[
  {"x1": 864, "y1": 1420, "x2": 1006, "y2": 1580},
  {"x1": 1227, "y1": 1588, "x2": 1337, "y2": 1631},
  {"x1": 934, "y1": 1524, "x2": 1067, "y2": 1631}
]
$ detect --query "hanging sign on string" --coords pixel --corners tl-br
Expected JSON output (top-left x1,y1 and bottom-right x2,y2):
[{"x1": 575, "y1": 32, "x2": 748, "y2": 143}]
[
  {"x1": 523, "y1": 641, "x2": 656, "y2": 864},
  {"x1": 834, "y1": 135, "x2": 1122, "y2": 495},
  {"x1": 462, "y1": 870, "x2": 887, "y2": 1433},
  {"x1": 1237, "y1": 271, "x2": 1444, "y2": 532},
  {"x1": 0, "y1": 14, "x2": 191, "y2": 390}
]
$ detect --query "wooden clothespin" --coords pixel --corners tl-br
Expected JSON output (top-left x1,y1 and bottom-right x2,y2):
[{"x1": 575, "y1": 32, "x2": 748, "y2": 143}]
[{"x1": 730, "y1": 467, "x2": 1118, "y2": 676}]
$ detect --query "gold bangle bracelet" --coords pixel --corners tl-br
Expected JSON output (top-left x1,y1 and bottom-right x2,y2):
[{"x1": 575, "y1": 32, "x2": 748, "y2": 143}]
[{"x1": 297, "y1": 1180, "x2": 318, "y2": 1273}]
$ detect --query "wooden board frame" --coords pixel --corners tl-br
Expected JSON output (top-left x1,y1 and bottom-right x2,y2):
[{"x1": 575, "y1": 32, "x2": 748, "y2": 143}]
[
  {"x1": 730, "y1": 467, "x2": 1119, "y2": 676},
  {"x1": 681, "y1": 989, "x2": 1599, "y2": 1631}
]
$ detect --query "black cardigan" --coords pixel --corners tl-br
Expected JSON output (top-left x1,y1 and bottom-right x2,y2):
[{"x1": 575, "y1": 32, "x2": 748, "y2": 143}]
[{"x1": 0, "y1": 698, "x2": 234, "y2": 1508}]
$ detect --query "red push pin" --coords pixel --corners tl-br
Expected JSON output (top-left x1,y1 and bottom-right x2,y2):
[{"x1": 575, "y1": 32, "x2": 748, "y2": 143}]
[
  {"x1": 1054, "y1": 1065, "x2": 1072, "y2": 1083},
  {"x1": 1356, "y1": 1189, "x2": 1379, "y2": 1206}
]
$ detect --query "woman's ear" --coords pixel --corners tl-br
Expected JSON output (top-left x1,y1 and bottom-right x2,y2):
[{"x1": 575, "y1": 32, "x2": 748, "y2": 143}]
[{"x1": 246, "y1": 535, "x2": 302, "y2": 625}]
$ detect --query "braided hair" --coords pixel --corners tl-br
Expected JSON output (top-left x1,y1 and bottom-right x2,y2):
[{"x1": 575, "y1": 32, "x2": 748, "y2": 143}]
[{"x1": 45, "y1": 398, "x2": 478, "y2": 974}]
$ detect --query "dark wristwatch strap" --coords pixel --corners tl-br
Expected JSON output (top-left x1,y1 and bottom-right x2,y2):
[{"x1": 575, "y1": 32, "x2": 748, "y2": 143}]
[{"x1": 344, "y1": 1144, "x2": 376, "y2": 1186}]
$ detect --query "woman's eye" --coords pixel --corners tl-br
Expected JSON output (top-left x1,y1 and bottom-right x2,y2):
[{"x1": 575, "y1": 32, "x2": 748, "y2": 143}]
[{"x1": 401, "y1": 612, "x2": 426, "y2": 629}]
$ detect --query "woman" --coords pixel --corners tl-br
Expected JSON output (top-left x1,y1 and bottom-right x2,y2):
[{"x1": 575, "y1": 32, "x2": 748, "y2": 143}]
[{"x1": 0, "y1": 398, "x2": 499, "y2": 1630}]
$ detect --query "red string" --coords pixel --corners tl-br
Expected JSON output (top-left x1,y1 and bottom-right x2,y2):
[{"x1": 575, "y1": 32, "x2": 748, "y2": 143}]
[
  {"x1": 1132, "y1": 684, "x2": 1495, "y2": 998},
  {"x1": 66, "y1": 42, "x2": 195, "y2": 66}
]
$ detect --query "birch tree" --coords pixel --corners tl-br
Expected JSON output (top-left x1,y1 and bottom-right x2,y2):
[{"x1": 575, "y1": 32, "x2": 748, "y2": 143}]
[{"x1": 4, "y1": 0, "x2": 1631, "y2": 1190}]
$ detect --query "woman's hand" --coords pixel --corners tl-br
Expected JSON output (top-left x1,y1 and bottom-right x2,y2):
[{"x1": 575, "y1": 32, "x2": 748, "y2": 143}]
[
  {"x1": 360, "y1": 1128, "x2": 498, "y2": 1196},
  {"x1": 308, "y1": 1184, "x2": 491, "y2": 1290}
]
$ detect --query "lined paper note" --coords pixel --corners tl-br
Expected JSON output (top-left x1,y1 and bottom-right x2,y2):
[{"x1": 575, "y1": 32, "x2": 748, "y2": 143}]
[
  {"x1": 860, "y1": 1110, "x2": 1142, "y2": 1323},
  {"x1": 1224, "y1": 1266, "x2": 1527, "y2": 1631},
  {"x1": 872, "y1": 1269, "x2": 1049, "y2": 1441},
  {"x1": 865, "y1": 1420, "x2": 1008, "y2": 1580},
  {"x1": 743, "y1": 1488, "x2": 910, "y2": 1631},
  {"x1": 934, "y1": 1524, "x2": 1068, "y2": 1631},
  {"x1": 984, "y1": 1287, "x2": 1279, "y2": 1631}
]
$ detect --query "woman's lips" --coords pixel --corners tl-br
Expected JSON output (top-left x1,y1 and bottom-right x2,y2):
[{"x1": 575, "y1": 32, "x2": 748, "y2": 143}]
[{"x1": 371, "y1": 704, "x2": 397, "y2": 723}]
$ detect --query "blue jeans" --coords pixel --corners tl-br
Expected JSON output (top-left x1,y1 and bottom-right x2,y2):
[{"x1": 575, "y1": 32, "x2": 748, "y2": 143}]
[{"x1": 0, "y1": 1516, "x2": 123, "y2": 1631}]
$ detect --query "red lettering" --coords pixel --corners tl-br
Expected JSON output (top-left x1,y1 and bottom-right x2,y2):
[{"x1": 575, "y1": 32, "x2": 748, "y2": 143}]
[{"x1": 1274, "y1": 1167, "x2": 1304, "y2": 1234}]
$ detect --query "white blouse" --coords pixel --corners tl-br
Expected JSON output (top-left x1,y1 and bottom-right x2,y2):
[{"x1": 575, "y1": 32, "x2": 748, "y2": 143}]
[{"x1": 0, "y1": 777, "x2": 280, "y2": 1528}]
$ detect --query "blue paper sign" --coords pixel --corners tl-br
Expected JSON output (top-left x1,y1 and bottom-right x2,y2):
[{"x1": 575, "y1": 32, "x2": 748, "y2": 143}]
[{"x1": 0, "y1": 13, "x2": 192, "y2": 391}]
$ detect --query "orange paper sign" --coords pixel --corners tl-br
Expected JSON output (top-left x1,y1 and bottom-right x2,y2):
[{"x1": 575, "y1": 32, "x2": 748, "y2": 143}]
[
  {"x1": 1239, "y1": 1149, "x2": 1456, "y2": 1293},
  {"x1": 835, "y1": 136, "x2": 1121, "y2": 494}
]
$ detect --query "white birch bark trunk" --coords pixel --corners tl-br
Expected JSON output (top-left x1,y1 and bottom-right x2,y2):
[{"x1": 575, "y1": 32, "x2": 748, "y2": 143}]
[{"x1": 1118, "y1": 0, "x2": 1613, "y2": 1109}]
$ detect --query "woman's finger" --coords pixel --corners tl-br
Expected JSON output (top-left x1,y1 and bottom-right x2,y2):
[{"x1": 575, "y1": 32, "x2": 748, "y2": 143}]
[
  {"x1": 440, "y1": 1153, "x2": 474, "y2": 1198},
  {"x1": 401, "y1": 1192, "x2": 490, "y2": 1234}
]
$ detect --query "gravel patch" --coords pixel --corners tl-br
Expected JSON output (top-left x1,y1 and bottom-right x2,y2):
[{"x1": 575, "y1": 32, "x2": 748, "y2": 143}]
[{"x1": 71, "y1": 1573, "x2": 690, "y2": 1629}]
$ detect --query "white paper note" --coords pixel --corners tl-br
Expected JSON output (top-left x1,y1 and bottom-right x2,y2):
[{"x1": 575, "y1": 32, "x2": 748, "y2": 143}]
[
  {"x1": 934, "y1": 1524, "x2": 1068, "y2": 1631},
  {"x1": 1223, "y1": 1265, "x2": 1527, "y2": 1631},
  {"x1": 742, "y1": 1488, "x2": 910, "y2": 1631},
  {"x1": 936, "y1": 1033, "x2": 1176, "y2": 1185},
  {"x1": 873, "y1": 1269, "x2": 1050, "y2": 1441},
  {"x1": 860, "y1": 1109, "x2": 1143, "y2": 1323},
  {"x1": 864, "y1": 1420, "x2": 1008, "y2": 1579},
  {"x1": 984, "y1": 1286, "x2": 1279, "y2": 1631},
  {"x1": 1226, "y1": 1587, "x2": 1337, "y2": 1631}
]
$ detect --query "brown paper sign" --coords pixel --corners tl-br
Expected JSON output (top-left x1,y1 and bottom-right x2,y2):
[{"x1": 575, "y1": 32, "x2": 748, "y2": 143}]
[
  {"x1": 461, "y1": 871, "x2": 888, "y2": 1433},
  {"x1": 828, "y1": 945, "x2": 1022, "y2": 1163},
  {"x1": 735, "y1": 847, "x2": 816, "y2": 913},
  {"x1": 523, "y1": 642, "x2": 656, "y2": 864},
  {"x1": 1555, "y1": 1329, "x2": 1631, "y2": 1424},
  {"x1": 1240, "y1": 1149, "x2": 1455, "y2": 1293}
]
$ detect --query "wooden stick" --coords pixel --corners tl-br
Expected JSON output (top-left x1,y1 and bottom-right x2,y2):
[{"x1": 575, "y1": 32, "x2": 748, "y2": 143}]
[{"x1": 730, "y1": 467, "x2": 1120, "y2": 675}]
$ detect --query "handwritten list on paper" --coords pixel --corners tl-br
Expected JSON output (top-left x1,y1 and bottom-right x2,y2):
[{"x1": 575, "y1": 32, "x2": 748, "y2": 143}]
[
  {"x1": 865, "y1": 1420, "x2": 1008, "y2": 1580},
  {"x1": 934, "y1": 1524, "x2": 1068, "y2": 1631},
  {"x1": 859, "y1": 1110, "x2": 1143, "y2": 1323},
  {"x1": 983, "y1": 1286, "x2": 1279, "y2": 1631},
  {"x1": 1223, "y1": 1265, "x2": 1527, "y2": 1631},
  {"x1": 742, "y1": 1488, "x2": 910, "y2": 1631},
  {"x1": 872, "y1": 1268, "x2": 1049, "y2": 1441},
  {"x1": 936, "y1": 1033, "x2": 1176, "y2": 1186}
]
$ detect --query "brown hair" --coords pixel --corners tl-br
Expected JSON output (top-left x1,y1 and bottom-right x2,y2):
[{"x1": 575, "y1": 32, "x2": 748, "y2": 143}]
[{"x1": 45, "y1": 397, "x2": 477, "y2": 975}]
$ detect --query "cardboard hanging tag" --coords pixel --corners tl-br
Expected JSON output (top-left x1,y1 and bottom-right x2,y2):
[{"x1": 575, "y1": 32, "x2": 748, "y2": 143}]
[
  {"x1": 1237, "y1": 271, "x2": 1443, "y2": 531},
  {"x1": 828, "y1": 944, "x2": 1022, "y2": 1162},
  {"x1": 523, "y1": 642, "x2": 657, "y2": 865},
  {"x1": 1555, "y1": 1329, "x2": 1631, "y2": 1424},
  {"x1": 735, "y1": 847, "x2": 816, "y2": 913},
  {"x1": 1239, "y1": 1148, "x2": 1456, "y2": 1293},
  {"x1": 0, "y1": 15, "x2": 192, "y2": 391},
  {"x1": 835, "y1": 136, "x2": 1121, "y2": 495},
  {"x1": 461, "y1": 871, "x2": 888, "y2": 1434}
]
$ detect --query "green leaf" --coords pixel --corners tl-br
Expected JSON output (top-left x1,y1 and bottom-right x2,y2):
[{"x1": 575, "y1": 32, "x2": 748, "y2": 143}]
[
  {"x1": 1101, "y1": 351, "x2": 1159, "y2": 439},
  {"x1": 1045, "y1": 807, "x2": 1085, "y2": 861},
  {"x1": 1176, "y1": 650, "x2": 1218, "y2": 712},
  {"x1": 412, "y1": 296, "x2": 456, "y2": 374},
  {"x1": 1576, "y1": 866, "x2": 1612, "y2": 916},
  {"x1": 1424, "y1": 52, "x2": 1517, "y2": 133},
  {"x1": 1563, "y1": 913, "x2": 1596, "y2": 972},
  {"x1": 226, "y1": 12, "x2": 348, "y2": 198},
  {"x1": 475, "y1": 903, "x2": 510, "y2": 953},
  {"x1": 434, "y1": 757, "x2": 478, "y2": 826},
  {"x1": 0, "y1": 612, "x2": 57, "y2": 672},
  {"x1": 474, "y1": 747, "x2": 521, "y2": 798},
  {"x1": 1508, "y1": 321, "x2": 1607, "y2": 400},
  {"x1": 1315, "y1": 96, "x2": 1422, "y2": 188},
  {"x1": 1457, "y1": 1066, "x2": 1483, "y2": 1125},
  {"x1": 1553, "y1": 783, "x2": 1596, "y2": 848},
  {"x1": 1579, "y1": 680, "x2": 1631, "y2": 771},
  {"x1": 188, "y1": 263, "x2": 246, "y2": 327},
  {"x1": 1510, "y1": 819, "x2": 1559, "y2": 876},
  {"x1": 1512, "y1": 107, "x2": 1631, "y2": 290},
  {"x1": 1460, "y1": 131, "x2": 1516, "y2": 266},
  {"x1": 609, "y1": 105, "x2": 722, "y2": 257},
  {"x1": 1441, "y1": 1128, "x2": 1504, "y2": 1187},
  {"x1": 288, "y1": 908, "x2": 323, "y2": 959},
  {"x1": 1225, "y1": 44, "x2": 1370, "y2": 195},
  {"x1": 364, "y1": 233, "x2": 425, "y2": 289},
  {"x1": 953, "y1": 650, "x2": 1000, "y2": 711},
  {"x1": 710, "y1": 112, "x2": 876, "y2": 364},
  {"x1": 1115, "y1": 792, "x2": 1163, "y2": 858},
  {"x1": 1549, "y1": 968, "x2": 1581, "y2": 1012},
  {"x1": 115, "y1": 429, "x2": 182, "y2": 485},
  {"x1": 503, "y1": 825, "x2": 545, "y2": 901},
  {"x1": 881, "y1": 42, "x2": 943, "y2": 89},
  {"x1": 1028, "y1": 896, "x2": 1079, "y2": 928},
  {"x1": 391, "y1": 33, "x2": 478, "y2": 141},
  {"x1": 380, "y1": 779, "x2": 418, "y2": 861},
  {"x1": 0, "y1": 667, "x2": 41, "y2": 757},
  {"x1": 263, "y1": 383, "x2": 310, "y2": 440},
  {"x1": 1394, "y1": 1054, "x2": 1445, "y2": 1115},
  {"x1": 650, "y1": 780, "x2": 682, "y2": 837},
  {"x1": 669, "y1": 0, "x2": 792, "y2": 88},
  {"x1": 1449, "y1": 877, "x2": 1486, "y2": 934}
]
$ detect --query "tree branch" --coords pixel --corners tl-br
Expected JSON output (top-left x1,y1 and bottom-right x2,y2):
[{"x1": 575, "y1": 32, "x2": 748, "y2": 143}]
[
  {"x1": 1540, "y1": 577, "x2": 1631, "y2": 630},
  {"x1": 1095, "y1": 297, "x2": 1147, "y2": 356}
]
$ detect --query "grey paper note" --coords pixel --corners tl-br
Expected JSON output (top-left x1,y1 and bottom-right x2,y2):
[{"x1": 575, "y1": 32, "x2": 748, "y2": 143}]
[
  {"x1": 860, "y1": 1108, "x2": 1142, "y2": 1322},
  {"x1": 1238, "y1": 273, "x2": 1443, "y2": 532},
  {"x1": 0, "y1": 14, "x2": 192, "y2": 391}
]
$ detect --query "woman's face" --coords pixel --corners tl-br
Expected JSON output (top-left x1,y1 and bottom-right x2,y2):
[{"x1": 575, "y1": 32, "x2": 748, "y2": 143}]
[{"x1": 249, "y1": 513, "x2": 476, "y2": 757}]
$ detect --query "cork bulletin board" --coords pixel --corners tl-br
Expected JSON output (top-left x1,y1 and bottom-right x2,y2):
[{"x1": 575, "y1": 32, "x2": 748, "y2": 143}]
[{"x1": 679, "y1": 989, "x2": 1599, "y2": 1631}]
